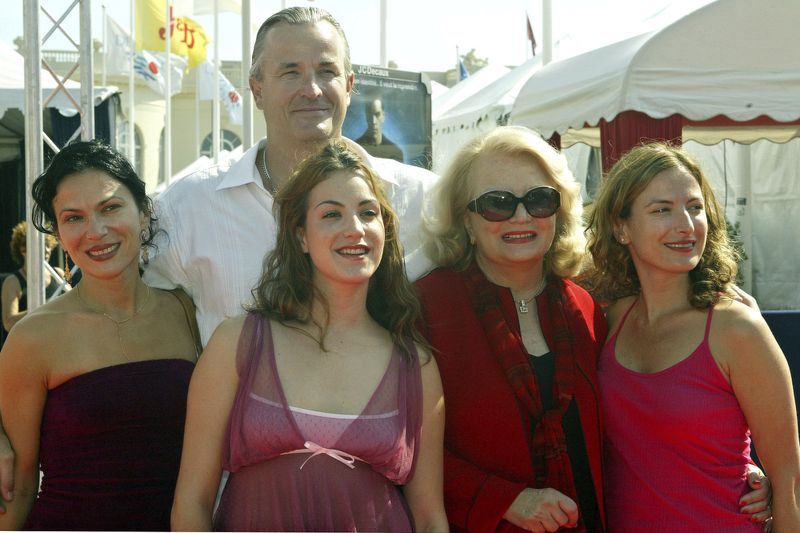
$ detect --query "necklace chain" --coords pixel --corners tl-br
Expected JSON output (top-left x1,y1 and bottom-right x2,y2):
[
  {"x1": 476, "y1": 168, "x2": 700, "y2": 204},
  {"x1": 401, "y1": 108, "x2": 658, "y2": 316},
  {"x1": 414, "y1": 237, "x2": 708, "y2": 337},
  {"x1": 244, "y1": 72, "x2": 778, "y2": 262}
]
[
  {"x1": 259, "y1": 146, "x2": 277, "y2": 195},
  {"x1": 76, "y1": 285, "x2": 152, "y2": 359},
  {"x1": 516, "y1": 277, "x2": 547, "y2": 314}
]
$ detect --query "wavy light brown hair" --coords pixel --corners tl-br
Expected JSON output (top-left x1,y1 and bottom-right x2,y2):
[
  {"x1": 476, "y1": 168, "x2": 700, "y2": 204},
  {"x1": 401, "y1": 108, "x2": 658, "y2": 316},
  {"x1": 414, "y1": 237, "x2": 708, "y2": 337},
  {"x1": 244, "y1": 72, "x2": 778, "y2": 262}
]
[
  {"x1": 585, "y1": 142, "x2": 738, "y2": 309},
  {"x1": 9, "y1": 222, "x2": 58, "y2": 267},
  {"x1": 423, "y1": 126, "x2": 586, "y2": 278},
  {"x1": 249, "y1": 141, "x2": 425, "y2": 360}
]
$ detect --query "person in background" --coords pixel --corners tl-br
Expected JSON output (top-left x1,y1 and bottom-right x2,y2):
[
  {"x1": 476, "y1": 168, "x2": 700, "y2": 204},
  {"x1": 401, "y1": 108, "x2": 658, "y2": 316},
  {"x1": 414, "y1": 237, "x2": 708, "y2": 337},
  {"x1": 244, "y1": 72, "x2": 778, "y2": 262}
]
[
  {"x1": 171, "y1": 142, "x2": 447, "y2": 532},
  {"x1": 1, "y1": 221, "x2": 66, "y2": 335},
  {"x1": 586, "y1": 142, "x2": 798, "y2": 532},
  {"x1": 416, "y1": 127, "x2": 773, "y2": 532},
  {"x1": 144, "y1": 6, "x2": 436, "y2": 348},
  {"x1": 356, "y1": 96, "x2": 405, "y2": 162},
  {"x1": 0, "y1": 140, "x2": 200, "y2": 530}
]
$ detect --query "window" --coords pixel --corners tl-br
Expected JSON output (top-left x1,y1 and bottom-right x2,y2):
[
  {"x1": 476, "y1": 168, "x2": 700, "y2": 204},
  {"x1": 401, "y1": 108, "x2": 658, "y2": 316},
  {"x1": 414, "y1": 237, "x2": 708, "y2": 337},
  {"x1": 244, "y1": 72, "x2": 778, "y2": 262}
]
[
  {"x1": 117, "y1": 121, "x2": 143, "y2": 175},
  {"x1": 200, "y1": 129, "x2": 242, "y2": 157}
]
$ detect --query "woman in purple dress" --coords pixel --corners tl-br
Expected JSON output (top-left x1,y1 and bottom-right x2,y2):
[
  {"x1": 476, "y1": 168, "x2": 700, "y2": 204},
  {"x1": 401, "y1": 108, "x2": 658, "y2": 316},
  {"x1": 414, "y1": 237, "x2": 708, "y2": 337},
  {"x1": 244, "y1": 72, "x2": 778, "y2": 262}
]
[
  {"x1": 171, "y1": 141, "x2": 447, "y2": 531},
  {"x1": 0, "y1": 140, "x2": 200, "y2": 530}
]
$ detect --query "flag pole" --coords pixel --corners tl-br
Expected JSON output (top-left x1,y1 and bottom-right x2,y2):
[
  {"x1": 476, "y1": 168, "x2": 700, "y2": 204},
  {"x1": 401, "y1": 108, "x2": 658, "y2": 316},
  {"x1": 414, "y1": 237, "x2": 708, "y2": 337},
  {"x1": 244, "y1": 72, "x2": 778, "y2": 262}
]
[
  {"x1": 102, "y1": 4, "x2": 107, "y2": 86},
  {"x1": 241, "y1": 0, "x2": 252, "y2": 150},
  {"x1": 212, "y1": 0, "x2": 220, "y2": 162},
  {"x1": 379, "y1": 0, "x2": 387, "y2": 67},
  {"x1": 543, "y1": 0, "x2": 553, "y2": 65},
  {"x1": 128, "y1": 0, "x2": 136, "y2": 164},
  {"x1": 165, "y1": 0, "x2": 172, "y2": 185}
]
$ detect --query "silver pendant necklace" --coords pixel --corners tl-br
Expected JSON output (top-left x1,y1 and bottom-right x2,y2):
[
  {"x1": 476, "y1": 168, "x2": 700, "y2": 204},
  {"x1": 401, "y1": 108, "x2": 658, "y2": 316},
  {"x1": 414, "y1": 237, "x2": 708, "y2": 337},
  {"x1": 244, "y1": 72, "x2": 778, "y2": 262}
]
[
  {"x1": 259, "y1": 146, "x2": 277, "y2": 195},
  {"x1": 516, "y1": 277, "x2": 547, "y2": 314},
  {"x1": 76, "y1": 284, "x2": 151, "y2": 359}
]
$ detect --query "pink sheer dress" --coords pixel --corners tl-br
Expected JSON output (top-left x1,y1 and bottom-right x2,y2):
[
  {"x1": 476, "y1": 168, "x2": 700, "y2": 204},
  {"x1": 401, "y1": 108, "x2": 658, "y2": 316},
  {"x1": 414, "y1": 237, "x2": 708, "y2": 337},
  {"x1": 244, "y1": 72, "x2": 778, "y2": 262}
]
[{"x1": 213, "y1": 314, "x2": 423, "y2": 532}]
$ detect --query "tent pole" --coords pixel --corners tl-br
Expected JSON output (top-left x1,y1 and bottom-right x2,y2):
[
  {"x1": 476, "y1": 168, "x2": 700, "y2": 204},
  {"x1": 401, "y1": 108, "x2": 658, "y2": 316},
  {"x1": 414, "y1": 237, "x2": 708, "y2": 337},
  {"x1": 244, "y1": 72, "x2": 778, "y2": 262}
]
[
  {"x1": 735, "y1": 144, "x2": 753, "y2": 293},
  {"x1": 23, "y1": 0, "x2": 46, "y2": 312}
]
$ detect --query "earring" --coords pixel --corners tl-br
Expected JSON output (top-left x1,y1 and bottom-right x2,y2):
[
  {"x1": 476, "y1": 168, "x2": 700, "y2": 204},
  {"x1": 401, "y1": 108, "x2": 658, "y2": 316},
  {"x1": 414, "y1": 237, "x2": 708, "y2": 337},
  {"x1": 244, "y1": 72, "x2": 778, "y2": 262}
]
[
  {"x1": 140, "y1": 230, "x2": 150, "y2": 264},
  {"x1": 63, "y1": 249, "x2": 72, "y2": 284}
]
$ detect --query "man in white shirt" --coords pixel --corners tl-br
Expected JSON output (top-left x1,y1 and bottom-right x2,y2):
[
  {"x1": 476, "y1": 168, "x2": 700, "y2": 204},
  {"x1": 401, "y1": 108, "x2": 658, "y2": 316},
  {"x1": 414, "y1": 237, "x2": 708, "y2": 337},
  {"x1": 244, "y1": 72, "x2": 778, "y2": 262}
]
[{"x1": 144, "y1": 6, "x2": 436, "y2": 344}]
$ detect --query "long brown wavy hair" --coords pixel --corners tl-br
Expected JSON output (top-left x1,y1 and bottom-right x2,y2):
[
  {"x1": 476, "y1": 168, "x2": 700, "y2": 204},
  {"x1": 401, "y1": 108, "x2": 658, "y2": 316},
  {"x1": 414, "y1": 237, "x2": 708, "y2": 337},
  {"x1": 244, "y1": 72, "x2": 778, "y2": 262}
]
[
  {"x1": 249, "y1": 141, "x2": 426, "y2": 360},
  {"x1": 585, "y1": 142, "x2": 739, "y2": 309}
]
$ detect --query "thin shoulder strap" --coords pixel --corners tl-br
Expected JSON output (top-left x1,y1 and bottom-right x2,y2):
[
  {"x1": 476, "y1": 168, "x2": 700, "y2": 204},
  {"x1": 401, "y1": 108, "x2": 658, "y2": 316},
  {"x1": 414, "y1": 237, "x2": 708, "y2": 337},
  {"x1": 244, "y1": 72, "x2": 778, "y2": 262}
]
[
  {"x1": 610, "y1": 296, "x2": 639, "y2": 339},
  {"x1": 703, "y1": 304, "x2": 715, "y2": 341},
  {"x1": 168, "y1": 288, "x2": 204, "y2": 357}
]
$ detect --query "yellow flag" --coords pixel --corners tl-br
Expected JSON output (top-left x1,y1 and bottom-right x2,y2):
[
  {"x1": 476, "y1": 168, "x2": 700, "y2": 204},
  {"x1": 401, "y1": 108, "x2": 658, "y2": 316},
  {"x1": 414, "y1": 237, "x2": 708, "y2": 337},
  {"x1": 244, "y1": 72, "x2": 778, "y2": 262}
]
[{"x1": 135, "y1": 0, "x2": 209, "y2": 70}]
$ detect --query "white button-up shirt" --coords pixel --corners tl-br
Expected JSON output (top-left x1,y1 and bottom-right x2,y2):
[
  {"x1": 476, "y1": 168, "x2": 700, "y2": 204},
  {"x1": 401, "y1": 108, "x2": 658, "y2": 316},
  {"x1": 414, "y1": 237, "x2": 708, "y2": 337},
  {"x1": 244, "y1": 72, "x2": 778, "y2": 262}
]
[{"x1": 144, "y1": 140, "x2": 437, "y2": 345}]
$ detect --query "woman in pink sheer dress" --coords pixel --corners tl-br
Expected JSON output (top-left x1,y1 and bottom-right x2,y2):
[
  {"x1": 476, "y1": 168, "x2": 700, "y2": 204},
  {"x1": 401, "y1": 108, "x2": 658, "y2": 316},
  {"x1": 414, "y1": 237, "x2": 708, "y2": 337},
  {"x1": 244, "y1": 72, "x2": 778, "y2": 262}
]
[{"x1": 171, "y1": 141, "x2": 448, "y2": 532}]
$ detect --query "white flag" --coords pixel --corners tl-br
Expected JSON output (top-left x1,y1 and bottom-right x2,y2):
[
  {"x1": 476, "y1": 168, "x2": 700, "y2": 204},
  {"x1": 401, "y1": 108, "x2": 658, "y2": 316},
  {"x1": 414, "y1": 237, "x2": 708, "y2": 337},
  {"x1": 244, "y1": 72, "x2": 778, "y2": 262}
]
[
  {"x1": 106, "y1": 15, "x2": 186, "y2": 97},
  {"x1": 197, "y1": 60, "x2": 243, "y2": 124},
  {"x1": 105, "y1": 16, "x2": 133, "y2": 75},
  {"x1": 134, "y1": 51, "x2": 187, "y2": 97}
]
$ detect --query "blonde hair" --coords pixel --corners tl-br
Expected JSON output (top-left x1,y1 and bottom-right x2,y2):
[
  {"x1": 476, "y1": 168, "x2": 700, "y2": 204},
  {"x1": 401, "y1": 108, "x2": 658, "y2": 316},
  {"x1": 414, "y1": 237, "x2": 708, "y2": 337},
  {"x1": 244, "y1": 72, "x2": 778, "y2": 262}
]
[
  {"x1": 423, "y1": 126, "x2": 586, "y2": 278},
  {"x1": 585, "y1": 142, "x2": 738, "y2": 308},
  {"x1": 9, "y1": 221, "x2": 58, "y2": 266}
]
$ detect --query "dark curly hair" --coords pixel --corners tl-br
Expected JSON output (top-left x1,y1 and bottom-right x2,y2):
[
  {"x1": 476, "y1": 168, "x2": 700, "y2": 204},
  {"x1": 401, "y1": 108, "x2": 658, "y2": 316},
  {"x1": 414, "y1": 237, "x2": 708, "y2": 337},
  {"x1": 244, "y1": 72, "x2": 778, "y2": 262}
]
[
  {"x1": 31, "y1": 140, "x2": 157, "y2": 250},
  {"x1": 248, "y1": 141, "x2": 426, "y2": 361},
  {"x1": 585, "y1": 142, "x2": 738, "y2": 309}
]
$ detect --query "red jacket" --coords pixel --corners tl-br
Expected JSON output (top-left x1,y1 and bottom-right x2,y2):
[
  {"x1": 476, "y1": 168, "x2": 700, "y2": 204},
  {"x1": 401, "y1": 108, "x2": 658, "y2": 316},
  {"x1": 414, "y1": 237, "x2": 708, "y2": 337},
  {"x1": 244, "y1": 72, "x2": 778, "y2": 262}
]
[{"x1": 416, "y1": 267, "x2": 607, "y2": 532}]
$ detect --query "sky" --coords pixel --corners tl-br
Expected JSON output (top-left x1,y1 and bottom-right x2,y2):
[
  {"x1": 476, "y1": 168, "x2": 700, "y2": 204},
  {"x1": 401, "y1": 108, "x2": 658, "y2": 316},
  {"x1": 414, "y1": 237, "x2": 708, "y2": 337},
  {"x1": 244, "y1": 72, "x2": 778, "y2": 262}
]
[{"x1": 2, "y1": 0, "x2": 716, "y2": 73}]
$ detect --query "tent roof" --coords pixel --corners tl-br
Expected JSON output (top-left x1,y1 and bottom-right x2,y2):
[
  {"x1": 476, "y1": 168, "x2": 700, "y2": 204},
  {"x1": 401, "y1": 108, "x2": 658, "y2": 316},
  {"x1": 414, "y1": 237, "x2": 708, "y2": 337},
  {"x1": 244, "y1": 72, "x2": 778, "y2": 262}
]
[
  {"x1": 432, "y1": 64, "x2": 510, "y2": 121},
  {"x1": 510, "y1": 0, "x2": 800, "y2": 138},
  {"x1": 0, "y1": 41, "x2": 118, "y2": 117},
  {"x1": 435, "y1": 56, "x2": 542, "y2": 130}
]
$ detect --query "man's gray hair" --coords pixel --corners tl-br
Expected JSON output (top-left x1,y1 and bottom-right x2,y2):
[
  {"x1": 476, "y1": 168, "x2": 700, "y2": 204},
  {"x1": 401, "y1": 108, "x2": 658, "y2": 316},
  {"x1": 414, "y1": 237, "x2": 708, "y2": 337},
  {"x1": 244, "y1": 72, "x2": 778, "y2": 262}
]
[{"x1": 249, "y1": 7, "x2": 353, "y2": 81}]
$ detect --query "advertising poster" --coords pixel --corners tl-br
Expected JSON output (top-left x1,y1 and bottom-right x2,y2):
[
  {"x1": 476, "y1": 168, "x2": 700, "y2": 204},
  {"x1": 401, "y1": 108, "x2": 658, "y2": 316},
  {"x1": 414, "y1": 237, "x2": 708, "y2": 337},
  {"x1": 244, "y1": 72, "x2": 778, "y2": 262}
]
[{"x1": 343, "y1": 64, "x2": 432, "y2": 169}]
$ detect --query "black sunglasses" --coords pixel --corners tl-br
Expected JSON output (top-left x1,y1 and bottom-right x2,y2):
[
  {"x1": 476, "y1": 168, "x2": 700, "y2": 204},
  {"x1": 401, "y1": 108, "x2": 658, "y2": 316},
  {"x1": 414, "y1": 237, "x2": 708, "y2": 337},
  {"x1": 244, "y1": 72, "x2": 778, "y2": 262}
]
[{"x1": 467, "y1": 186, "x2": 561, "y2": 222}]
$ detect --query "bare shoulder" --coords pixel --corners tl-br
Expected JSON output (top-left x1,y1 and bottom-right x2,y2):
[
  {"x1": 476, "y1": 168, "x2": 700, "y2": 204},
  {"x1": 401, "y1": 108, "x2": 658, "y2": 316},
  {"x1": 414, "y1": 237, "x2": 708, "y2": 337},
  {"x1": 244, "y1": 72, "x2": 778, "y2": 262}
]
[
  {"x1": 710, "y1": 299, "x2": 779, "y2": 366},
  {"x1": 1, "y1": 273, "x2": 20, "y2": 292},
  {"x1": 0, "y1": 301, "x2": 69, "y2": 373},
  {"x1": 205, "y1": 314, "x2": 248, "y2": 351},
  {"x1": 712, "y1": 298, "x2": 767, "y2": 342},
  {"x1": 605, "y1": 295, "x2": 637, "y2": 332}
]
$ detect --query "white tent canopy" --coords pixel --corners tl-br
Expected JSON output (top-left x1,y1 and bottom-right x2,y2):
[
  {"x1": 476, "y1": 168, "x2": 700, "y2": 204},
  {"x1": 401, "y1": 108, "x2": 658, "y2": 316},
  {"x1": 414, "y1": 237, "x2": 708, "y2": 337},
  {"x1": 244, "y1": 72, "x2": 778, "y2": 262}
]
[
  {"x1": 433, "y1": 57, "x2": 543, "y2": 173},
  {"x1": 511, "y1": 0, "x2": 800, "y2": 142},
  {"x1": 431, "y1": 64, "x2": 510, "y2": 122}
]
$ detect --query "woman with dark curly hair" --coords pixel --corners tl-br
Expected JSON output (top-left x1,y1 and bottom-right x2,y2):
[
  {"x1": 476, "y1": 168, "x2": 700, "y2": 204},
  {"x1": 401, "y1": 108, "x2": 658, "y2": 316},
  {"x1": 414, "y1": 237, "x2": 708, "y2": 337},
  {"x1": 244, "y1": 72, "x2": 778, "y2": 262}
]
[
  {"x1": 0, "y1": 140, "x2": 201, "y2": 530},
  {"x1": 172, "y1": 141, "x2": 447, "y2": 531},
  {"x1": 586, "y1": 142, "x2": 799, "y2": 532}
]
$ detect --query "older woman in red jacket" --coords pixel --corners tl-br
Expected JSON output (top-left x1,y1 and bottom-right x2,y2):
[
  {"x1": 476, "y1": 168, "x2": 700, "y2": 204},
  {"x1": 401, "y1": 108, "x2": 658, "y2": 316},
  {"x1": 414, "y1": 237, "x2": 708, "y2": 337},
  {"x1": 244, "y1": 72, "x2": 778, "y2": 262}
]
[{"x1": 416, "y1": 127, "x2": 605, "y2": 532}]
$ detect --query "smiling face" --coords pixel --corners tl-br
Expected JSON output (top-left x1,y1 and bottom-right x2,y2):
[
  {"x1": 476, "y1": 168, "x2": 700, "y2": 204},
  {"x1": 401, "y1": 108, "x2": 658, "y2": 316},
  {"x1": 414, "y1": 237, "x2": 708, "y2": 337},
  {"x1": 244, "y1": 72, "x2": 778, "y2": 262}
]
[
  {"x1": 53, "y1": 170, "x2": 147, "y2": 281},
  {"x1": 618, "y1": 166, "x2": 708, "y2": 278},
  {"x1": 464, "y1": 151, "x2": 557, "y2": 277},
  {"x1": 299, "y1": 170, "x2": 385, "y2": 292},
  {"x1": 251, "y1": 20, "x2": 354, "y2": 146}
]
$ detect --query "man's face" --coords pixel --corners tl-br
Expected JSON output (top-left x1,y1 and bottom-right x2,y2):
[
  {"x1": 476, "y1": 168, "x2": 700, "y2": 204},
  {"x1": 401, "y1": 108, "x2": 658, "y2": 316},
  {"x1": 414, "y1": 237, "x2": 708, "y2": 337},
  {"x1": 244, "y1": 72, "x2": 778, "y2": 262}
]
[
  {"x1": 364, "y1": 99, "x2": 385, "y2": 142},
  {"x1": 251, "y1": 21, "x2": 354, "y2": 145}
]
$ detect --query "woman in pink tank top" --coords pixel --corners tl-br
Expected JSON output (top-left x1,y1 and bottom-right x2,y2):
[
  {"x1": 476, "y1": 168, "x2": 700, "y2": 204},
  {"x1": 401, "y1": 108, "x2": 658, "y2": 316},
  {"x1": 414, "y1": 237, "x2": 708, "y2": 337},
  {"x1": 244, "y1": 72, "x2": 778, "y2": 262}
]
[
  {"x1": 171, "y1": 142, "x2": 448, "y2": 531},
  {"x1": 585, "y1": 143, "x2": 800, "y2": 531}
]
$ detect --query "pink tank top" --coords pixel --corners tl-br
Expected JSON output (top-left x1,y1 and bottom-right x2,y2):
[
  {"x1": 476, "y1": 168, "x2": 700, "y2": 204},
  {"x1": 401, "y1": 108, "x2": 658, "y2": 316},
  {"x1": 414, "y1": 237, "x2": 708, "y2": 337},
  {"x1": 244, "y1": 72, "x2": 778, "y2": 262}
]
[{"x1": 599, "y1": 302, "x2": 760, "y2": 532}]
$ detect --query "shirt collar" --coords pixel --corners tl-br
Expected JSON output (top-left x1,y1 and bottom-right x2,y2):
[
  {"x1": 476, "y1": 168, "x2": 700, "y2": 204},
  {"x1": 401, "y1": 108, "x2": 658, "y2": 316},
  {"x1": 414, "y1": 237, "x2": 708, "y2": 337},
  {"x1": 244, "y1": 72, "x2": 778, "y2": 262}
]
[
  {"x1": 215, "y1": 138, "x2": 401, "y2": 191},
  {"x1": 216, "y1": 139, "x2": 265, "y2": 191}
]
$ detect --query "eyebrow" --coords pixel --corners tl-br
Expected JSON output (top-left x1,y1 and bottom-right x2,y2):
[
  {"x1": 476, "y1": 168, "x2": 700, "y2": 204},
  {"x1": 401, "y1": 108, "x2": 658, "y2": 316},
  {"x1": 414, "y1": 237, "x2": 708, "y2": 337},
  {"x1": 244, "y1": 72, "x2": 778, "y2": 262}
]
[
  {"x1": 314, "y1": 198, "x2": 378, "y2": 209},
  {"x1": 644, "y1": 196, "x2": 703, "y2": 208},
  {"x1": 57, "y1": 195, "x2": 125, "y2": 215}
]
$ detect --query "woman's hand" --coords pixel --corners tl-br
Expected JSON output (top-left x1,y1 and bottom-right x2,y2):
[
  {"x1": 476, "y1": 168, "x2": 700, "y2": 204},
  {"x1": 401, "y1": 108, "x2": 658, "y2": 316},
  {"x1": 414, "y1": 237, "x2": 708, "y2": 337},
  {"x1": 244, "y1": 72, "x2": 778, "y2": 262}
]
[
  {"x1": 739, "y1": 464, "x2": 773, "y2": 525},
  {"x1": 503, "y1": 487, "x2": 578, "y2": 532}
]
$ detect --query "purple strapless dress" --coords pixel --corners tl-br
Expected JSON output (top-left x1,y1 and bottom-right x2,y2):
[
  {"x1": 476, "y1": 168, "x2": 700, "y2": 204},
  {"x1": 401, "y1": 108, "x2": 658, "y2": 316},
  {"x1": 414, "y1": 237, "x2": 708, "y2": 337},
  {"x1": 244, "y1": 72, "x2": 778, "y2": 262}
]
[{"x1": 23, "y1": 358, "x2": 194, "y2": 531}]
